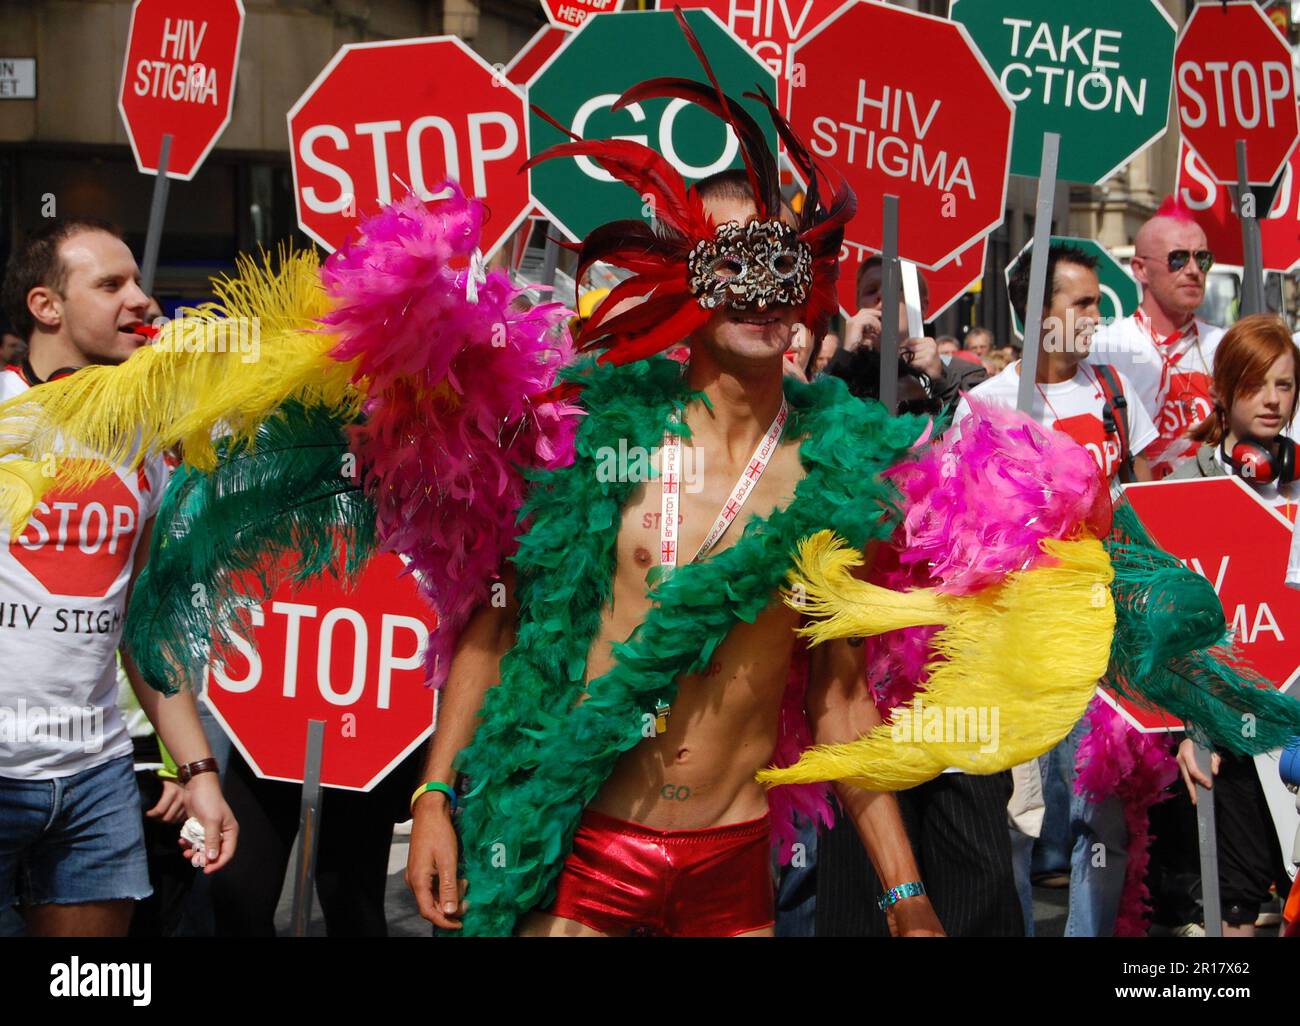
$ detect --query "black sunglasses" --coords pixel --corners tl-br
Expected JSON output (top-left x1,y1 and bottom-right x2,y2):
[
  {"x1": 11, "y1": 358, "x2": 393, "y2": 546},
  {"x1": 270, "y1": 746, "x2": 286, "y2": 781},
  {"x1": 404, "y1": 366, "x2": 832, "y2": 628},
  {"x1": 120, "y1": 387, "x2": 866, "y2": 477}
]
[{"x1": 1138, "y1": 249, "x2": 1214, "y2": 274}]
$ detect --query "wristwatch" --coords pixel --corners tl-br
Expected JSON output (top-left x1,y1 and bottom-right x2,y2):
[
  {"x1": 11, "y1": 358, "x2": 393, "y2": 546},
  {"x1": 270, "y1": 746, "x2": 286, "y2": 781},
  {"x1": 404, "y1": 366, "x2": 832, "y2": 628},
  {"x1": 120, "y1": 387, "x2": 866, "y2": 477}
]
[{"x1": 176, "y1": 757, "x2": 220, "y2": 785}]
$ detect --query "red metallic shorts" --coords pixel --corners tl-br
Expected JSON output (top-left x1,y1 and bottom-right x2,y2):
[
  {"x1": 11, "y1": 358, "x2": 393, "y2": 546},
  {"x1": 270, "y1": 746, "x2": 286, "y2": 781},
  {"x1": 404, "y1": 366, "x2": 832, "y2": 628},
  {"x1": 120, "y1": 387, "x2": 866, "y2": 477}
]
[{"x1": 545, "y1": 808, "x2": 775, "y2": 937}]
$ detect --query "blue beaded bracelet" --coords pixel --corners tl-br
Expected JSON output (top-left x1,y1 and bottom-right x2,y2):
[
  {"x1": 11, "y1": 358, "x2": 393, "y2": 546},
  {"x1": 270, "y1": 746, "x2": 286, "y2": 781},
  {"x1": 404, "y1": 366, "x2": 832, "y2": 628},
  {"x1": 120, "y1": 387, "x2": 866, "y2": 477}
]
[{"x1": 878, "y1": 881, "x2": 926, "y2": 911}]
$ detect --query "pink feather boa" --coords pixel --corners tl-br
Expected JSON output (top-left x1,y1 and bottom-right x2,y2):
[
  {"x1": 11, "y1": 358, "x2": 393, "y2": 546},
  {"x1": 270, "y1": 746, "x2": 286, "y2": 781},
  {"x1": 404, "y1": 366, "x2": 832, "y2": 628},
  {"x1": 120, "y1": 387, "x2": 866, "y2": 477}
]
[
  {"x1": 867, "y1": 400, "x2": 1107, "y2": 711},
  {"x1": 1073, "y1": 697, "x2": 1178, "y2": 937},
  {"x1": 769, "y1": 642, "x2": 835, "y2": 862},
  {"x1": 319, "y1": 184, "x2": 579, "y2": 687}
]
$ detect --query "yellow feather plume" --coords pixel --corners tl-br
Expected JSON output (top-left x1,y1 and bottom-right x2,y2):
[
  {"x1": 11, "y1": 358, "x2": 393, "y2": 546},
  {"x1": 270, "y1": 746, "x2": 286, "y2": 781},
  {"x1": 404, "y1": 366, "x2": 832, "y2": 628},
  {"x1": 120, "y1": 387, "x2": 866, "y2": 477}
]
[
  {"x1": 0, "y1": 249, "x2": 360, "y2": 534},
  {"x1": 758, "y1": 531, "x2": 1114, "y2": 792}
]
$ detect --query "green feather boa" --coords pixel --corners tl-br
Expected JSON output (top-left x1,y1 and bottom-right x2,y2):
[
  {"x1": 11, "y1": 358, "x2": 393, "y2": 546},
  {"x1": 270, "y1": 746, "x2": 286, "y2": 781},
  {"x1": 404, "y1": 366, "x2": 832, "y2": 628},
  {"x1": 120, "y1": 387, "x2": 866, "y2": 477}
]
[
  {"x1": 126, "y1": 401, "x2": 376, "y2": 694},
  {"x1": 454, "y1": 356, "x2": 925, "y2": 936}
]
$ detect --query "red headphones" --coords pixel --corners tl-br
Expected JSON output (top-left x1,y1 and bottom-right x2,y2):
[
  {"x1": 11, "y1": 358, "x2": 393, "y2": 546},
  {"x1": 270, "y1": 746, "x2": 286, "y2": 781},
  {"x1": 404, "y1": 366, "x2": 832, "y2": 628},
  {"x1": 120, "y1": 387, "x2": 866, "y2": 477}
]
[{"x1": 1223, "y1": 435, "x2": 1297, "y2": 486}]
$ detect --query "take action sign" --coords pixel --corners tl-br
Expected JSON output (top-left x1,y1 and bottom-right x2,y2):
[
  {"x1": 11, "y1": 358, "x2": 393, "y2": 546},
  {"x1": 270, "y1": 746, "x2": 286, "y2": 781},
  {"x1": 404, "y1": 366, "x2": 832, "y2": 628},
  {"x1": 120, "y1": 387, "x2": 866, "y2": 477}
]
[
  {"x1": 205, "y1": 553, "x2": 437, "y2": 791},
  {"x1": 117, "y1": 0, "x2": 245, "y2": 180},
  {"x1": 1115, "y1": 478, "x2": 1300, "y2": 733}
]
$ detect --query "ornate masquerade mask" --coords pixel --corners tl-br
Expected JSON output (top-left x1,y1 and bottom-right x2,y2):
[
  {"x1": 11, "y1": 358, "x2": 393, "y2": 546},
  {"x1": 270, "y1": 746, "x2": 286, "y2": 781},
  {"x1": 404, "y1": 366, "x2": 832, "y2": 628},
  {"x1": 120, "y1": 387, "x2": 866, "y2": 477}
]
[
  {"x1": 524, "y1": 8, "x2": 854, "y2": 395},
  {"x1": 687, "y1": 220, "x2": 813, "y2": 311}
]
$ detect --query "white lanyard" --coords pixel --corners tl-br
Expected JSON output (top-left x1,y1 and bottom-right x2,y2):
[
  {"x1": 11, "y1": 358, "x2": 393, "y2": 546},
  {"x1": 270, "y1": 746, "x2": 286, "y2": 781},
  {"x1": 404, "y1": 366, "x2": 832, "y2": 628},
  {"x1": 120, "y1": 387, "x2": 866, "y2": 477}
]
[{"x1": 658, "y1": 399, "x2": 788, "y2": 569}]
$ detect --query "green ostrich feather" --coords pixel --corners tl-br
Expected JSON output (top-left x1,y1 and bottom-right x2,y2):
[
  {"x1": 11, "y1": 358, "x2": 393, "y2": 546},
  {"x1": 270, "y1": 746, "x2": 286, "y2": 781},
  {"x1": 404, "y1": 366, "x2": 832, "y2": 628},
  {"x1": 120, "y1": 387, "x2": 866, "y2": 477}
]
[
  {"x1": 126, "y1": 401, "x2": 376, "y2": 694},
  {"x1": 1105, "y1": 500, "x2": 1300, "y2": 754},
  {"x1": 453, "y1": 356, "x2": 926, "y2": 937}
]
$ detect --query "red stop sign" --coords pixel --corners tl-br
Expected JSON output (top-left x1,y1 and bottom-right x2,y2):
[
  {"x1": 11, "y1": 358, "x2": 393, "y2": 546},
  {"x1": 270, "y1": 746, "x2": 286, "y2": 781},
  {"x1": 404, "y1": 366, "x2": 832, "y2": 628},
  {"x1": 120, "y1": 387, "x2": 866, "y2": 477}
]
[
  {"x1": 205, "y1": 553, "x2": 437, "y2": 791},
  {"x1": 787, "y1": 1, "x2": 1013, "y2": 270},
  {"x1": 11, "y1": 467, "x2": 140, "y2": 599},
  {"x1": 117, "y1": 0, "x2": 245, "y2": 180},
  {"x1": 1175, "y1": 0, "x2": 1300, "y2": 187},
  {"x1": 837, "y1": 234, "x2": 987, "y2": 322},
  {"x1": 1114, "y1": 478, "x2": 1300, "y2": 732},
  {"x1": 1178, "y1": 137, "x2": 1300, "y2": 273},
  {"x1": 287, "y1": 37, "x2": 531, "y2": 258}
]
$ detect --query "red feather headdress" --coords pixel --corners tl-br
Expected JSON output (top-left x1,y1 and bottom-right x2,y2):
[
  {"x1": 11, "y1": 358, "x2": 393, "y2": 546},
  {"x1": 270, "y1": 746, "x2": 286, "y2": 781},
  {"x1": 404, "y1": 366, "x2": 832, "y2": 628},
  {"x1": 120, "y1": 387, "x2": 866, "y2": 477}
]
[{"x1": 524, "y1": 7, "x2": 855, "y2": 385}]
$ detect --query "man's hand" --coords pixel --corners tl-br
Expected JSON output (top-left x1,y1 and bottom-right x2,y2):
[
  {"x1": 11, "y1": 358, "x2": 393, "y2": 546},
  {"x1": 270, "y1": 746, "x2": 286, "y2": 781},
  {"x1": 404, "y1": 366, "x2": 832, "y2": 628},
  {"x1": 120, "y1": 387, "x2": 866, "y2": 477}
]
[
  {"x1": 887, "y1": 895, "x2": 946, "y2": 937},
  {"x1": 406, "y1": 792, "x2": 466, "y2": 930},
  {"x1": 178, "y1": 774, "x2": 238, "y2": 873},
  {"x1": 843, "y1": 308, "x2": 882, "y2": 353},
  {"x1": 901, "y1": 336, "x2": 943, "y2": 380},
  {"x1": 145, "y1": 778, "x2": 187, "y2": 824},
  {"x1": 1176, "y1": 737, "x2": 1220, "y2": 805}
]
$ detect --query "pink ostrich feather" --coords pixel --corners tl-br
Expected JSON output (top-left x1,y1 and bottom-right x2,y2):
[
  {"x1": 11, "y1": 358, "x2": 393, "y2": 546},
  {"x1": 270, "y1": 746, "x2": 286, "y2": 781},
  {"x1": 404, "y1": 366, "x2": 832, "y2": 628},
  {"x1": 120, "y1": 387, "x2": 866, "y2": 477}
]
[
  {"x1": 1074, "y1": 697, "x2": 1178, "y2": 937},
  {"x1": 866, "y1": 401, "x2": 1106, "y2": 713},
  {"x1": 320, "y1": 185, "x2": 579, "y2": 687}
]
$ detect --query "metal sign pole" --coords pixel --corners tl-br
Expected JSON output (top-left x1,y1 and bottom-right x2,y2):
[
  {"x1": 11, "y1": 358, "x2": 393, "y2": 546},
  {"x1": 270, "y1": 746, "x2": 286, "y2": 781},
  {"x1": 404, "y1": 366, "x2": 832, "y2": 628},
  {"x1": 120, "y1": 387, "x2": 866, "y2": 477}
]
[
  {"x1": 1194, "y1": 743, "x2": 1223, "y2": 937},
  {"x1": 879, "y1": 194, "x2": 901, "y2": 416},
  {"x1": 1235, "y1": 140, "x2": 1266, "y2": 317},
  {"x1": 541, "y1": 221, "x2": 560, "y2": 290},
  {"x1": 1016, "y1": 132, "x2": 1061, "y2": 416},
  {"x1": 139, "y1": 132, "x2": 172, "y2": 297},
  {"x1": 290, "y1": 719, "x2": 326, "y2": 938}
]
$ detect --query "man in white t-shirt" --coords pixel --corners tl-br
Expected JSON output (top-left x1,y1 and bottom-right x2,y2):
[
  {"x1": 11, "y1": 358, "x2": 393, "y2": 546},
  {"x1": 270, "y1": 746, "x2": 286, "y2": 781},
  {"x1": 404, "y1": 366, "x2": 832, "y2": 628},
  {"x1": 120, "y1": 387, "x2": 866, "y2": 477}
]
[
  {"x1": 0, "y1": 218, "x2": 237, "y2": 936},
  {"x1": 1090, "y1": 198, "x2": 1225, "y2": 479},
  {"x1": 952, "y1": 244, "x2": 1157, "y2": 497}
]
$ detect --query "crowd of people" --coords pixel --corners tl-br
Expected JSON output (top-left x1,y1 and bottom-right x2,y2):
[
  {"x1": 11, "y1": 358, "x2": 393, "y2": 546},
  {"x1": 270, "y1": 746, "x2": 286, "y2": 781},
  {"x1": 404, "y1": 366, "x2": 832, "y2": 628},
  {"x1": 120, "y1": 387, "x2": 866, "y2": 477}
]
[{"x1": 0, "y1": 149, "x2": 1296, "y2": 940}]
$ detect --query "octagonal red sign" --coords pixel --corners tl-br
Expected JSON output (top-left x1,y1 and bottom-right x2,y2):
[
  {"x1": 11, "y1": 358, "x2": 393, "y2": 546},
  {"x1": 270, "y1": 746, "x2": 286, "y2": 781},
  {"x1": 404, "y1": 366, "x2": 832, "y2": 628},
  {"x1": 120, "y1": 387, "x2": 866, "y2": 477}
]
[
  {"x1": 1178, "y1": 136, "x2": 1300, "y2": 274},
  {"x1": 117, "y1": 0, "x2": 245, "y2": 180},
  {"x1": 287, "y1": 36, "x2": 531, "y2": 258},
  {"x1": 1115, "y1": 477, "x2": 1300, "y2": 732},
  {"x1": 1175, "y1": 0, "x2": 1300, "y2": 187},
  {"x1": 788, "y1": 0, "x2": 1013, "y2": 270},
  {"x1": 542, "y1": 0, "x2": 622, "y2": 31},
  {"x1": 205, "y1": 552, "x2": 437, "y2": 791}
]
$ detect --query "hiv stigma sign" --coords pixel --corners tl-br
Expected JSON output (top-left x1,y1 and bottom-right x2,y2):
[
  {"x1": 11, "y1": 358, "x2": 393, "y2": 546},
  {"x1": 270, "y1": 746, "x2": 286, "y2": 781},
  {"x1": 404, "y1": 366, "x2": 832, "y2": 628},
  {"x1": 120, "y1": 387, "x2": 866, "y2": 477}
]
[
  {"x1": 950, "y1": 0, "x2": 1176, "y2": 185},
  {"x1": 527, "y1": 9, "x2": 775, "y2": 242},
  {"x1": 788, "y1": 1, "x2": 1013, "y2": 270},
  {"x1": 118, "y1": 0, "x2": 245, "y2": 180},
  {"x1": 205, "y1": 554, "x2": 436, "y2": 791},
  {"x1": 662, "y1": 0, "x2": 841, "y2": 112},
  {"x1": 288, "y1": 37, "x2": 531, "y2": 257},
  {"x1": 1117, "y1": 477, "x2": 1300, "y2": 732}
]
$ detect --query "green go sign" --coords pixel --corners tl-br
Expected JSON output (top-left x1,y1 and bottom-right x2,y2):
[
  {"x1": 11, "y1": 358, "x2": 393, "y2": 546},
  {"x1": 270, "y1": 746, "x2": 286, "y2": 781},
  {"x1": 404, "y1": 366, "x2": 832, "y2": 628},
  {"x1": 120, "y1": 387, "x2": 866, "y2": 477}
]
[
  {"x1": 526, "y1": 9, "x2": 776, "y2": 241},
  {"x1": 1005, "y1": 236, "x2": 1139, "y2": 339},
  {"x1": 950, "y1": 0, "x2": 1175, "y2": 184}
]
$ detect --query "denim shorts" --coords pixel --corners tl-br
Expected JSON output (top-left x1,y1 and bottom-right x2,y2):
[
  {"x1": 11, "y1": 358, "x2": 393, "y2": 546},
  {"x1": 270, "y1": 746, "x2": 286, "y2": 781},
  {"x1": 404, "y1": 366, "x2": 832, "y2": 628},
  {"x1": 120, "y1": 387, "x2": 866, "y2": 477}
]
[{"x1": 0, "y1": 753, "x2": 152, "y2": 908}]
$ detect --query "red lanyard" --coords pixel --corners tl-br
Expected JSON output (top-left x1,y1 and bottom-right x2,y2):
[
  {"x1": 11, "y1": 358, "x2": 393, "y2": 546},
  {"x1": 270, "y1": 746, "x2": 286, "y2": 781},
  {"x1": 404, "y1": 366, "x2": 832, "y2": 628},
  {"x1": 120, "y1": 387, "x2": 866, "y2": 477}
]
[{"x1": 1135, "y1": 308, "x2": 1204, "y2": 398}]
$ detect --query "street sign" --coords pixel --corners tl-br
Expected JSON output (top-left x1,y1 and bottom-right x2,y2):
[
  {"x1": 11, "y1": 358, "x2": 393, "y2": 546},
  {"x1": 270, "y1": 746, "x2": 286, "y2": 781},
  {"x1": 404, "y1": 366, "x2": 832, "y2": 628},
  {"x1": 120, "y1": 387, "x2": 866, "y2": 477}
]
[
  {"x1": 1003, "y1": 235, "x2": 1139, "y2": 339},
  {"x1": 205, "y1": 552, "x2": 436, "y2": 791},
  {"x1": 788, "y1": 0, "x2": 1013, "y2": 270},
  {"x1": 542, "y1": 0, "x2": 621, "y2": 31},
  {"x1": 1175, "y1": 0, "x2": 1300, "y2": 187},
  {"x1": 527, "y1": 9, "x2": 776, "y2": 243},
  {"x1": 117, "y1": 0, "x2": 245, "y2": 180},
  {"x1": 1116, "y1": 477, "x2": 1300, "y2": 732},
  {"x1": 663, "y1": 0, "x2": 841, "y2": 114},
  {"x1": 950, "y1": 0, "x2": 1176, "y2": 185},
  {"x1": 1178, "y1": 138, "x2": 1300, "y2": 274},
  {"x1": 837, "y1": 235, "x2": 987, "y2": 322},
  {"x1": 287, "y1": 36, "x2": 531, "y2": 257}
]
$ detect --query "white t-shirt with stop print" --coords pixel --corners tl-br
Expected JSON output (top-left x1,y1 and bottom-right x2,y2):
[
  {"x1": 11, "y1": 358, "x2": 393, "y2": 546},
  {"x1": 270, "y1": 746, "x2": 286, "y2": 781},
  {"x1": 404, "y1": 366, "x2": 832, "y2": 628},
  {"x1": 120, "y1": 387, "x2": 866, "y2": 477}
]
[{"x1": 0, "y1": 367, "x2": 167, "y2": 779}]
